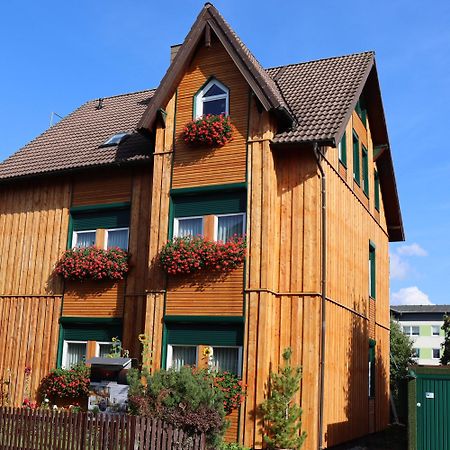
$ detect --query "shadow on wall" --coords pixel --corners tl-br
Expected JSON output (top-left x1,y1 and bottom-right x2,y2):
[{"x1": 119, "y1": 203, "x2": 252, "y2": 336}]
[{"x1": 325, "y1": 302, "x2": 388, "y2": 447}]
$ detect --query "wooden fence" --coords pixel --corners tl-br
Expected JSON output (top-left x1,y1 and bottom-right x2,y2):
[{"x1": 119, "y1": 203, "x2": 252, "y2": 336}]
[{"x1": 0, "y1": 408, "x2": 206, "y2": 450}]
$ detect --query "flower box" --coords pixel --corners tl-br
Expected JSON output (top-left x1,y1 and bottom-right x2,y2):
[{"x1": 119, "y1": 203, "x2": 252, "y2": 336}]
[
  {"x1": 183, "y1": 114, "x2": 233, "y2": 148},
  {"x1": 55, "y1": 246, "x2": 129, "y2": 281},
  {"x1": 159, "y1": 236, "x2": 245, "y2": 275}
]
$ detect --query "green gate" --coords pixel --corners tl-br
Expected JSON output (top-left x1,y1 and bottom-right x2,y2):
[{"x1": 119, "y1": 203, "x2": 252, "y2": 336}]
[{"x1": 408, "y1": 366, "x2": 450, "y2": 450}]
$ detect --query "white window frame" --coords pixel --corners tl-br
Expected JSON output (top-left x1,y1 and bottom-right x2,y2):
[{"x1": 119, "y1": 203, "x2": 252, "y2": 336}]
[
  {"x1": 95, "y1": 341, "x2": 116, "y2": 357},
  {"x1": 173, "y1": 216, "x2": 204, "y2": 238},
  {"x1": 62, "y1": 340, "x2": 88, "y2": 368},
  {"x1": 166, "y1": 345, "x2": 198, "y2": 370},
  {"x1": 211, "y1": 345, "x2": 243, "y2": 377},
  {"x1": 195, "y1": 79, "x2": 229, "y2": 119},
  {"x1": 432, "y1": 325, "x2": 441, "y2": 336},
  {"x1": 402, "y1": 325, "x2": 420, "y2": 336},
  {"x1": 72, "y1": 229, "x2": 97, "y2": 249},
  {"x1": 213, "y1": 213, "x2": 246, "y2": 242},
  {"x1": 104, "y1": 227, "x2": 130, "y2": 250}
]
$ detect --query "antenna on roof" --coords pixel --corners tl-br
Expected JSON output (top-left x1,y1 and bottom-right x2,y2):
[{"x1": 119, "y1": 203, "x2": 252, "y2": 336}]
[
  {"x1": 49, "y1": 112, "x2": 64, "y2": 127},
  {"x1": 96, "y1": 98, "x2": 104, "y2": 110}
]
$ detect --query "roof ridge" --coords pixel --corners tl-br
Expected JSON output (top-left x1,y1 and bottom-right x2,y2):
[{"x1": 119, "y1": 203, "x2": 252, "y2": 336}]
[{"x1": 266, "y1": 50, "x2": 375, "y2": 72}]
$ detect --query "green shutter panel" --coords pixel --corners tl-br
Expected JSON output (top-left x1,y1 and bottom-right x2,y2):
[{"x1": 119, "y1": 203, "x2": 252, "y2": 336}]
[
  {"x1": 166, "y1": 322, "x2": 243, "y2": 346},
  {"x1": 362, "y1": 145, "x2": 369, "y2": 196},
  {"x1": 374, "y1": 170, "x2": 380, "y2": 211},
  {"x1": 353, "y1": 131, "x2": 360, "y2": 185},
  {"x1": 61, "y1": 319, "x2": 122, "y2": 341},
  {"x1": 72, "y1": 209, "x2": 130, "y2": 231},
  {"x1": 339, "y1": 132, "x2": 347, "y2": 166},
  {"x1": 369, "y1": 243, "x2": 376, "y2": 299}
]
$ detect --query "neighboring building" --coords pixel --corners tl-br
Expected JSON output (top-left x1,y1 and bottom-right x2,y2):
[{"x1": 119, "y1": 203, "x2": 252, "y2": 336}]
[
  {"x1": 0, "y1": 4, "x2": 404, "y2": 449},
  {"x1": 391, "y1": 305, "x2": 449, "y2": 365}
]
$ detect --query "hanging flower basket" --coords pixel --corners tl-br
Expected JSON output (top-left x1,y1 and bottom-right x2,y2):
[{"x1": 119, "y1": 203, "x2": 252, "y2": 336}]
[
  {"x1": 182, "y1": 114, "x2": 233, "y2": 148},
  {"x1": 55, "y1": 246, "x2": 129, "y2": 281},
  {"x1": 159, "y1": 236, "x2": 245, "y2": 275}
]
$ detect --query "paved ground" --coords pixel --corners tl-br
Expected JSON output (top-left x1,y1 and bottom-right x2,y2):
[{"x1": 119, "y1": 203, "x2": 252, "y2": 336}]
[{"x1": 329, "y1": 425, "x2": 407, "y2": 450}]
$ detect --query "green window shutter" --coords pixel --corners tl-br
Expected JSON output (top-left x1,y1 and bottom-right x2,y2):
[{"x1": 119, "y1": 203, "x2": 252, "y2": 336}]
[
  {"x1": 166, "y1": 322, "x2": 243, "y2": 346},
  {"x1": 60, "y1": 318, "x2": 122, "y2": 342},
  {"x1": 338, "y1": 132, "x2": 347, "y2": 167},
  {"x1": 374, "y1": 170, "x2": 380, "y2": 211},
  {"x1": 71, "y1": 208, "x2": 130, "y2": 231},
  {"x1": 353, "y1": 131, "x2": 360, "y2": 185},
  {"x1": 362, "y1": 145, "x2": 369, "y2": 196},
  {"x1": 172, "y1": 190, "x2": 246, "y2": 218},
  {"x1": 369, "y1": 242, "x2": 376, "y2": 299},
  {"x1": 369, "y1": 339, "x2": 376, "y2": 398}
]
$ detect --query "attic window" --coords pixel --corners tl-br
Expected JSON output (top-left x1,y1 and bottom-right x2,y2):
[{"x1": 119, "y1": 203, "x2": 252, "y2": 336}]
[
  {"x1": 194, "y1": 79, "x2": 229, "y2": 118},
  {"x1": 100, "y1": 132, "x2": 129, "y2": 147}
]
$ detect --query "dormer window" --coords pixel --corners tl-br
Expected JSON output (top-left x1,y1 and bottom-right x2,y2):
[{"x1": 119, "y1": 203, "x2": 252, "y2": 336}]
[{"x1": 194, "y1": 79, "x2": 229, "y2": 118}]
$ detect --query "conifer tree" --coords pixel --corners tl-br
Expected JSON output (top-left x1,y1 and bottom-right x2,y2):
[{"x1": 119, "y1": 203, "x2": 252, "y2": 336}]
[
  {"x1": 441, "y1": 315, "x2": 450, "y2": 365},
  {"x1": 260, "y1": 348, "x2": 307, "y2": 449}
]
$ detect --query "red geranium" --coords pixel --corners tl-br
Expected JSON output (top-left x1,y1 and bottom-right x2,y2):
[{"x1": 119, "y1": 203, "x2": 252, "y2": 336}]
[
  {"x1": 183, "y1": 114, "x2": 233, "y2": 148},
  {"x1": 159, "y1": 236, "x2": 246, "y2": 275},
  {"x1": 55, "y1": 246, "x2": 129, "y2": 281}
]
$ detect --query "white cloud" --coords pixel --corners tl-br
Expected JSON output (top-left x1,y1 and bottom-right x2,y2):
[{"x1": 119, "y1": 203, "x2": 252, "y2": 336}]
[
  {"x1": 397, "y1": 243, "x2": 428, "y2": 257},
  {"x1": 391, "y1": 286, "x2": 433, "y2": 306},
  {"x1": 390, "y1": 253, "x2": 410, "y2": 280}
]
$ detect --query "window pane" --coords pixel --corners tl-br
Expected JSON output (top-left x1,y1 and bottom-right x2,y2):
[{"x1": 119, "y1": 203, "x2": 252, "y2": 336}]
[
  {"x1": 75, "y1": 231, "x2": 96, "y2": 248},
  {"x1": 212, "y1": 347, "x2": 239, "y2": 375},
  {"x1": 412, "y1": 326, "x2": 420, "y2": 336},
  {"x1": 217, "y1": 215, "x2": 244, "y2": 242},
  {"x1": 204, "y1": 84, "x2": 226, "y2": 97},
  {"x1": 412, "y1": 348, "x2": 419, "y2": 358},
  {"x1": 98, "y1": 343, "x2": 114, "y2": 358},
  {"x1": 171, "y1": 346, "x2": 196, "y2": 371},
  {"x1": 66, "y1": 342, "x2": 87, "y2": 368},
  {"x1": 432, "y1": 325, "x2": 440, "y2": 336},
  {"x1": 107, "y1": 229, "x2": 129, "y2": 250},
  {"x1": 203, "y1": 98, "x2": 227, "y2": 116},
  {"x1": 176, "y1": 218, "x2": 203, "y2": 238},
  {"x1": 433, "y1": 349, "x2": 440, "y2": 359}
]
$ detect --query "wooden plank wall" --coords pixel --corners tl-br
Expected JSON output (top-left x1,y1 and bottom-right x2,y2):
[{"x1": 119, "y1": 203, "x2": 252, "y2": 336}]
[
  {"x1": 166, "y1": 267, "x2": 244, "y2": 316},
  {"x1": 172, "y1": 34, "x2": 249, "y2": 188},
  {"x1": 0, "y1": 179, "x2": 71, "y2": 295},
  {"x1": 0, "y1": 296, "x2": 61, "y2": 407},
  {"x1": 241, "y1": 100, "x2": 322, "y2": 450}
]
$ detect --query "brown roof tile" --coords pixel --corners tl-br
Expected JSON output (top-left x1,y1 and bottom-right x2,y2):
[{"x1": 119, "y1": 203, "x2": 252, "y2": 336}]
[
  {"x1": 269, "y1": 51, "x2": 374, "y2": 144},
  {"x1": 0, "y1": 90, "x2": 155, "y2": 180}
]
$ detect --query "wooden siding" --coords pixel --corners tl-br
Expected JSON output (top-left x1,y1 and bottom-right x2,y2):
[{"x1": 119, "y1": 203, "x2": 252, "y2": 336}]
[
  {"x1": 0, "y1": 296, "x2": 61, "y2": 407},
  {"x1": 71, "y1": 170, "x2": 133, "y2": 206},
  {"x1": 62, "y1": 280, "x2": 125, "y2": 317},
  {"x1": 165, "y1": 267, "x2": 244, "y2": 316},
  {"x1": 172, "y1": 35, "x2": 249, "y2": 188},
  {"x1": 0, "y1": 179, "x2": 71, "y2": 296}
]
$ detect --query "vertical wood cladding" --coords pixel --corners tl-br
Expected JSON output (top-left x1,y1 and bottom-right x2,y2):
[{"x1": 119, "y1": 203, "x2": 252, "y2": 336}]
[
  {"x1": 172, "y1": 35, "x2": 249, "y2": 188},
  {"x1": 0, "y1": 179, "x2": 71, "y2": 296},
  {"x1": 0, "y1": 296, "x2": 61, "y2": 407}
]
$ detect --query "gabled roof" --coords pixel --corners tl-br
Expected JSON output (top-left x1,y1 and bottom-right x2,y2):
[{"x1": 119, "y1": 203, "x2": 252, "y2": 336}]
[
  {"x1": 391, "y1": 305, "x2": 450, "y2": 314},
  {"x1": 137, "y1": 2, "x2": 294, "y2": 131},
  {"x1": 0, "y1": 90, "x2": 154, "y2": 181}
]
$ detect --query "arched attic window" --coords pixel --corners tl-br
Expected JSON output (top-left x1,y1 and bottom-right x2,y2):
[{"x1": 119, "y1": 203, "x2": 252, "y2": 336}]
[{"x1": 194, "y1": 78, "x2": 229, "y2": 118}]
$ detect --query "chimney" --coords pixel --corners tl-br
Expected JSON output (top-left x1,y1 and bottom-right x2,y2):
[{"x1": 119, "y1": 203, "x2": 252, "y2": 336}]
[{"x1": 170, "y1": 44, "x2": 182, "y2": 63}]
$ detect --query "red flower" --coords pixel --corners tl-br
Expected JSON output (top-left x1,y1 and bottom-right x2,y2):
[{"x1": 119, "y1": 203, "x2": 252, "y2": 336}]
[{"x1": 183, "y1": 114, "x2": 233, "y2": 148}]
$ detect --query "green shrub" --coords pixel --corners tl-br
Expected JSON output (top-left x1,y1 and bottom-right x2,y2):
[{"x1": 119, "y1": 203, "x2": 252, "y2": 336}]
[
  {"x1": 219, "y1": 443, "x2": 250, "y2": 450},
  {"x1": 40, "y1": 363, "x2": 90, "y2": 399},
  {"x1": 128, "y1": 367, "x2": 227, "y2": 447}
]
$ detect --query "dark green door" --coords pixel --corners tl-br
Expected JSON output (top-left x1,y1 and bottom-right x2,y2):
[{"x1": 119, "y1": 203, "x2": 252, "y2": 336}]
[{"x1": 417, "y1": 376, "x2": 450, "y2": 450}]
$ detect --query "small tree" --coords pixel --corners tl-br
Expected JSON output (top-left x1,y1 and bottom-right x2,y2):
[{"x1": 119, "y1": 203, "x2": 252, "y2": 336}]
[
  {"x1": 441, "y1": 315, "x2": 450, "y2": 364},
  {"x1": 260, "y1": 348, "x2": 306, "y2": 450},
  {"x1": 390, "y1": 317, "x2": 415, "y2": 422}
]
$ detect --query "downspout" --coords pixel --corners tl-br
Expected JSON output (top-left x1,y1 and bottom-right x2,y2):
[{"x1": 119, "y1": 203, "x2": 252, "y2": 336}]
[{"x1": 313, "y1": 142, "x2": 327, "y2": 450}]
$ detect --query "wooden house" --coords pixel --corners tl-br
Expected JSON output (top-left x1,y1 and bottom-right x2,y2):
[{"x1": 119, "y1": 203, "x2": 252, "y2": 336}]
[{"x1": 0, "y1": 3, "x2": 404, "y2": 449}]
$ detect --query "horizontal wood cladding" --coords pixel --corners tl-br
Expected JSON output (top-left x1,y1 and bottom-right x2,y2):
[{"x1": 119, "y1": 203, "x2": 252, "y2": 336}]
[
  {"x1": 172, "y1": 36, "x2": 249, "y2": 188},
  {"x1": 225, "y1": 409, "x2": 239, "y2": 442},
  {"x1": 0, "y1": 296, "x2": 61, "y2": 406},
  {"x1": 62, "y1": 280, "x2": 125, "y2": 317},
  {"x1": 0, "y1": 179, "x2": 70, "y2": 296},
  {"x1": 323, "y1": 302, "x2": 370, "y2": 447},
  {"x1": 165, "y1": 267, "x2": 244, "y2": 316},
  {"x1": 71, "y1": 170, "x2": 133, "y2": 207}
]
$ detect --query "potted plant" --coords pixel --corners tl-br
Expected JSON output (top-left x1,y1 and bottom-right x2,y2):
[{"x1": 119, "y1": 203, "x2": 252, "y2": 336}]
[
  {"x1": 39, "y1": 363, "x2": 90, "y2": 410},
  {"x1": 259, "y1": 348, "x2": 307, "y2": 450},
  {"x1": 55, "y1": 246, "x2": 129, "y2": 281},
  {"x1": 159, "y1": 236, "x2": 246, "y2": 275},
  {"x1": 183, "y1": 114, "x2": 233, "y2": 147}
]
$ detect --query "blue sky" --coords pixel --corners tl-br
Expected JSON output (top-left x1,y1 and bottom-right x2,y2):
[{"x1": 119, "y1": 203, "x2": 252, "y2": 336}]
[{"x1": 1, "y1": 0, "x2": 449, "y2": 305}]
